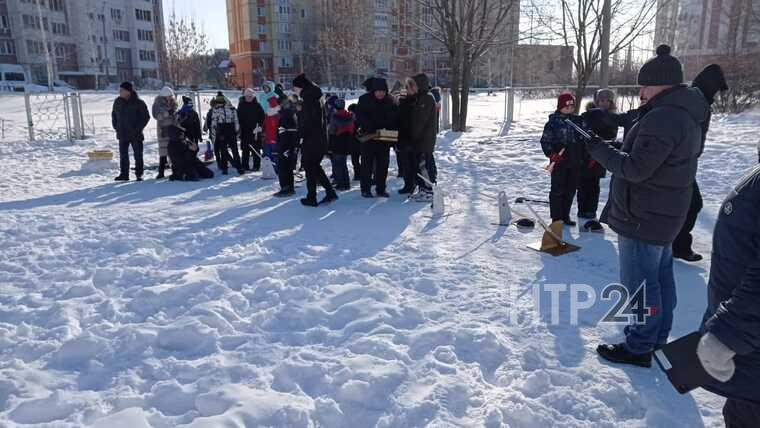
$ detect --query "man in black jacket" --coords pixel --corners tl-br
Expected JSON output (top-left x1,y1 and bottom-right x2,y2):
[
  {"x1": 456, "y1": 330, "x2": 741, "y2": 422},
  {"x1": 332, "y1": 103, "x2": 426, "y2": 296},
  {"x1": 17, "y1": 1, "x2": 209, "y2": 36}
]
[
  {"x1": 407, "y1": 73, "x2": 438, "y2": 201},
  {"x1": 237, "y1": 88, "x2": 265, "y2": 171},
  {"x1": 112, "y1": 81, "x2": 150, "y2": 181},
  {"x1": 590, "y1": 45, "x2": 709, "y2": 367},
  {"x1": 356, "y1": 77, "x2": 399, "y2": 198},
  {"x1": 292, "y1": 73, "x2": 338, "y2": 207},
  {"x1": 672, "y1": 64, "x2": 729, "y2": 262}
]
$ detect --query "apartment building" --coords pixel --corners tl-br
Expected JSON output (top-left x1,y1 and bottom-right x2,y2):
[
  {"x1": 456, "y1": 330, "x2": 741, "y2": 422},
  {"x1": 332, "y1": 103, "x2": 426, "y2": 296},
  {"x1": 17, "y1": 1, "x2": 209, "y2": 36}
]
[
  {"x1": 0, "y1": 0, "x2": 166, "y2": 89},
  {"x1": 655, "y1": 0, "x2": 760, "y2": 77}
]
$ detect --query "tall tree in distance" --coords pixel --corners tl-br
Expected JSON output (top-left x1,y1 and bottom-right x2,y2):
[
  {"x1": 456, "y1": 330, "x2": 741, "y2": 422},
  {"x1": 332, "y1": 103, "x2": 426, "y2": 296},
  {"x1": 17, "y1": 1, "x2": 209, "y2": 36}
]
[
  {"x1": 165, "y1": 13, "x2": 212, "y2": 87},
  {"x1": 415, "y1": 0, "x2": 518, "y2": 131}
]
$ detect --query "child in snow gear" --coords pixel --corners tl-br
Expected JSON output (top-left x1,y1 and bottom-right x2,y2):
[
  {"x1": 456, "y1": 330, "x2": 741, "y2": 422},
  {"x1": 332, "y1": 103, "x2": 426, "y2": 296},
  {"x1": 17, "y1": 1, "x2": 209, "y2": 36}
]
[
  {"x1": 238, "y1": 88, "x2": 265, "y2": 171},
  {"x1": 356, "y1": 77, "x2": 399, "y2": 198},
  {"x1": 540, "y1": 92, "x2": 584, "y2": 225},
  {"x1": 152, "y1": 86, "x2": 178, "y2": 179},
  {"x1": 592, "y1": 45, "x2": 709, "y2": 368},
  {"x1": 258, "y1": 81, "x2": 281, "y2": 163},
  {"x1": 167, "y1": 123, "x2": 214, "y2": 182},
  {"x1": 698, "y1": 165, "x2": 760, "y2": 427},
  {"x1": 209, "y1": 93, "x2": 244, "y2": 175},
  {"x1": 292, "y1": 73, "x2": 338, "y2": 207},
  {"x1": 672, "y1": 64, "x2": 729, "y2": 263},
  {"x1": 112, "y1": 81, "x2": 150, "y2": 181},
  {"x1": 274, "y1": 95, "x2": 299, "y2": 197},
  {"x1": 178, "y1": 96, "x2": 202, "y2": 155},
  {"x1": 328, "y1": 98, "x2": 356, "y2": 190}
]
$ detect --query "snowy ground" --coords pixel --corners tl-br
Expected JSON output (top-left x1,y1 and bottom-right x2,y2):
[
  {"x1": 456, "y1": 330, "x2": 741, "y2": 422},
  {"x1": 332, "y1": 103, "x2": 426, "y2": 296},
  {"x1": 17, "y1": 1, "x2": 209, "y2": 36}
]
[{"x1": 0, "y1": 92, "x2": 758, "y2": 427}]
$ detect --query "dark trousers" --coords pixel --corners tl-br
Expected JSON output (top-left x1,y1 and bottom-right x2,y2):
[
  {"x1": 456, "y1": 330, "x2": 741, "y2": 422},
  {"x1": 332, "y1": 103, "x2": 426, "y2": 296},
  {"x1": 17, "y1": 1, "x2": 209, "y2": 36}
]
[
  {"x1": 550, "y1": 165, "x2": 580, "y2": 221},
  {"x1": 240, "y1": 131, "x2": 262, "y2": 170},
  {"x1": 672, "y1": 182, "x2": 703, "y2": 256},
  {"x1": 303, "y1": 147, "x2": 334, "y2": 199},
  {"x1": 399, "y1": 148, "x2": 416, "y2": 190},
  {"x1": 351, "y1": 148, "x2": 361, "y2": 179},
  {"x1": 277, "y1": 149, "x2": 296, "y2": 191},
  {"x1": 723, "y1": 398, "x2": 760, "y2": 428},
  {"x1": 394, "y1": 148, "x2": 404, "y2": 177},
  {"x1": 361, "y1": 140, "x2": 390, "y2": 193},
  {"x1": 331, "y1": 154, "x2": 350, "y2": 187},
  {"x1": 577, "y1": 176, "x2": 602, "y2": 218},
  {"x1": 407, "y1": 151, "x2": 437, "y2": 191},
  {"x1": 118, "y1": 139, "x2": 143, "y2": 178},
  {"x1": 213, "y1": 139, "x2": 223, "y2": 168},
  {"x1": 216, "y1": 132, "x2": 242, "y2": 172}
]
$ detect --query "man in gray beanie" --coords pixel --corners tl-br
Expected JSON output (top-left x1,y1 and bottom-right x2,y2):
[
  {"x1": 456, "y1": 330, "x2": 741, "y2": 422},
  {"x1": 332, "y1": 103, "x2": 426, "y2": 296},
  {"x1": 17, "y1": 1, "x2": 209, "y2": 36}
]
[{"x1": 586, "y1": 45, "x2": 709, "y2": 367}]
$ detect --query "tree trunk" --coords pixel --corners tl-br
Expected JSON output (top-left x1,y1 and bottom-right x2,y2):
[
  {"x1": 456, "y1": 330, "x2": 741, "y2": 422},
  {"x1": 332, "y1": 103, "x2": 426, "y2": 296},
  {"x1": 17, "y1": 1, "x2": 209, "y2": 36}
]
[{"x1": 458, "y1": 63, "x2": 473, "y2": 131}]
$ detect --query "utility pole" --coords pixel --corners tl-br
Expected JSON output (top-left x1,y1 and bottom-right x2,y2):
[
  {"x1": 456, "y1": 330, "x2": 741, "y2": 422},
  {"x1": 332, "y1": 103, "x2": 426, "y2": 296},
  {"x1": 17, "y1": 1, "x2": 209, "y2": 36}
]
[
  {"x1": 599, "y1": 0, "x2": 612, "y2": 88},
  {"x1": 35, "y1": 0, "x2": 54, "y2": 91},
  {"x1": 101, "y1": 3, "x2": 110, "y2": 89}
]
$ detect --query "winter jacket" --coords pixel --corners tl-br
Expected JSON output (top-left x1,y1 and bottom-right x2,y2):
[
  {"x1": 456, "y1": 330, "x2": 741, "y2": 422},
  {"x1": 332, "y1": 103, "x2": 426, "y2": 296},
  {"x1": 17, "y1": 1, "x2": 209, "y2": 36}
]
[
  {"x1": 589, "y1": 84, "x2": 709, "y2": 245},
  {"x1": 237, "y1": 96, "x2": 265, "y2": 133},
  {"x1": 276, "y1": 105, "x2": 299, "y2": 157},
  {"x1": 209, "y1": 100, "x2": 240, "y2": 143},
  {"x1": 258, "y1": 81, "x2": 280, "y2": 117},
  {"x1": 151, "y1": 96, "x2": 178, "y2": 157},
  {"x1": 408, "y1": 73, "x2": 438, "y2": 154},
  {"x1": 580, "y1": 104, "x2": 619, "y2": 178},
  {"x1": 540, "y1": 112, "x2": 585, "y2": 167},
  {"x1": 397, "y1": 94, "x2": 416, "y2": 150},
  {"x1": 178, "y1": 104, "x2": 202, "y2": 145},
  {"x1": 356, "y1": 90, "x2": 398, "y2": 135},
  {"x1": 298, "y1": 77, "x2": 327, "y2": 154},
  {"x1": 328, "y1": 109, "x2": 356, "y2": 155},
  {"x1": 111, "y1": 91, "x2": 150, "y2": 143},
  {"x1": 691, "y1": 64, "x2": 728, "y2": 157},
  {"x1": 699, "y1": 165, "x2": 760, "y2": 404}
]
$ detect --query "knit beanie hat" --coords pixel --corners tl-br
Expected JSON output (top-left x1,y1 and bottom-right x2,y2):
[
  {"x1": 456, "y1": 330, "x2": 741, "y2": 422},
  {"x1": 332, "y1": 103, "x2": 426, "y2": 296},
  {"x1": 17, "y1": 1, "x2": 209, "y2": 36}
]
[
  {"x1": 159, "y1": 86, "x2": 175, "y2": 98},
  {"x1": 292, "y1": 73, "x2": 310, "y2": 89},
  {"x1": 214, "y1": 92, "x2": 227, "y2": 105},
  {"x1": 119, "y1": 81, "x2": 134, "y2": 92},
  {"x1": 638, "y1": 45, "x2": 683, "y2": 86},
  {"x1": 557, "y1": 92, "x2": 576, "y2": 110},
  {"x1": 691, "y1": 64, "x2": 729, "y2": 104},
  {"x1": 594, "y1": 88, "x2": 615, "y2": 104}
]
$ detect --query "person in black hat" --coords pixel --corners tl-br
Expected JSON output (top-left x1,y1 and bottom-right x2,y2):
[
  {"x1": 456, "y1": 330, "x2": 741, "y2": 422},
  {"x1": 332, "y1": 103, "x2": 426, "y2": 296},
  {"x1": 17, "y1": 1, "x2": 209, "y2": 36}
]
[
  {"x1": 588, "y1": 45, "x2": 710, "y2": 368},
  {"x1": 292, "y1": 73, "x2": 338, "y2": 206},
  {"x1": 355, "y1": 77, "x2": 399, "y2": 198},
  {"x1": 672, "y1": 64, "x2": 729, "y2": 262},
  {"x1": 112, "y1": 81, "x2": 150, "y2": 181}
]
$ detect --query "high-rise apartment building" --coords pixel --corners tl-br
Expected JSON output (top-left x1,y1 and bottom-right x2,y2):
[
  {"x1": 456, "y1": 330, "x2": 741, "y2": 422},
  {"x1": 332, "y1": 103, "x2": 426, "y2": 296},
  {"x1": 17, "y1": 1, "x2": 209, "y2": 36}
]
[{"x1": 0, "y1": 0, "x2": 166, "y2": 89}]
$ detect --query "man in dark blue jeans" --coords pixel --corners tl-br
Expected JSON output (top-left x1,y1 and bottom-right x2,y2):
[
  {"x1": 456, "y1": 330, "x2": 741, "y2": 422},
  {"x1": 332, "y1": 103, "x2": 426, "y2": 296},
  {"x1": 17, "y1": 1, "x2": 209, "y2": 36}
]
[
  {"x1": 586, "y1": 45, "x2": 709, "y2": 367},
  {"x1": 697, "y1": 165, "x2": 760, "y2": 427}
]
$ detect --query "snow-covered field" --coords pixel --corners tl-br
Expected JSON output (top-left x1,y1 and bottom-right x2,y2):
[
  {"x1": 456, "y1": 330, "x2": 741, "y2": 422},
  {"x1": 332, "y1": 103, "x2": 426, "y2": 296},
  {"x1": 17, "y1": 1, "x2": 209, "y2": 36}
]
[{"x1": 0, "y1": 92, "x2": 758, "y2": 427}]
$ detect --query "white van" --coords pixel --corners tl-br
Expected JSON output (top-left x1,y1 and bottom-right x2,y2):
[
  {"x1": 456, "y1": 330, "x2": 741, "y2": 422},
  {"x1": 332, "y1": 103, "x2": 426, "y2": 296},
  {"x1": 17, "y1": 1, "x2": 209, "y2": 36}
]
[{"x1": 0, "y1": 64, "x2": 28, "y2": 92}]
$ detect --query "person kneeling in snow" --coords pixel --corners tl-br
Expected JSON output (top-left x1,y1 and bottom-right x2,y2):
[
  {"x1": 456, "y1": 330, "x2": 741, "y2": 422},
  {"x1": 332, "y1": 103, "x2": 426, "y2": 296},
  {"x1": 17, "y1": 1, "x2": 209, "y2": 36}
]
[
  {"x1": 167, "y1": 123, "x2": 214, "y2": 182},
  {"x1": 697, "y1": 165, "x2": 760, "y2": 426},
  {"x1": 540, "y1": 92, "x2": 584, "y2": 226}
]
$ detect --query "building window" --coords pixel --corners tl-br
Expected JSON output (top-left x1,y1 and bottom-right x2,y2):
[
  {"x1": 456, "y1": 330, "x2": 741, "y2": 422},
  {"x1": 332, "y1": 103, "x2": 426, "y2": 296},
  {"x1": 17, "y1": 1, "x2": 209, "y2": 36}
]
[
  {"x1": 26, "y1": 39, "x2": 46, "y2": 55},
  {"x1": 278, "y1": 23, "x2": 290, "y2": 34},
  {"x1": 0, "y1": 40, "x2": 15, "y2": 55},
  {"x1": 139, "y1": 49, "x2": 156, "y2": 62},
  {"x1": 111, "y1": 8, "x2": 122, "y2": 22},
  {"x1": 135, "y1": 9, "x2": 152, "y2": 22},
  {"x1": 137, "y1": 29, "x2": 154, "y2": 42},
  {"x1": 259, "y1": 24, "x2": 267, "y2": 34},
  {"x1": 115, "y1": 47, "x2": 130, "y2": 63},
  {"x1": 49, "y1": 0, "x2": 65, "y2": 12},
  {"x1": 52, "y1": 22, "x2": 68, "y2": 35},
  {"x1": 113, "y1": 30, "x2": 130, "y2": 42}
]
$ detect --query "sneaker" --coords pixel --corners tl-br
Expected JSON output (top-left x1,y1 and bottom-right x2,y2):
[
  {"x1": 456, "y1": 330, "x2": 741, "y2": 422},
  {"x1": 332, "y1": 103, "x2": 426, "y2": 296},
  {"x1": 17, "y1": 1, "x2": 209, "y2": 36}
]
[
  {"x1": 320, "y1": 193, "x2": 339, "y2": 205},
  {"x1": 563, "y1": 218, "x2": 577, "y2": 226},
  {"x1": 361, "y1": 191, "x2": 374, "y2": 198},
  {"x1": 674, "y1": 251, "x2": 703, "y2": 262},
  {"x1": 273, "y1": 188, "x2": 295, "y2": 197},
  {"x1": 376, "y1": 190, "x2": 390, "y2": 198},
  {"x1": 300, "y1": 197, "x2": 319, "y2": 207},
  {"x1": 596, "y1": 343, "x2": 652, "y2": 368},
  {"x1": 114, "y1": 175, "x2": 129, "y2": 181}
]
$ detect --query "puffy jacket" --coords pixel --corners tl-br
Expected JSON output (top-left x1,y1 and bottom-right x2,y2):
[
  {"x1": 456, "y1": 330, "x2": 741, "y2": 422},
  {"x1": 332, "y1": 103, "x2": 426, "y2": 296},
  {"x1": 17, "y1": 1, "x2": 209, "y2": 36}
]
[
  {"x1": 328, "y1": 109, "x2": 356, "y2": 155},
  {"x1": 298, "y1": 78, "x2": 326, "y2": 153},
  {"x1": 178, "y1": 105, "x2": 202, "y2": 144},
  {"x1": 540, "y1": 112, "x2": 585, "y2": 166},
  {"x1": 111, "y1": 91, "x2": 150, "y2": 143},
  {"x1": 397, "y1": 94, "x2": 416, "y2": 149},
  {"x1": 209, "y1": 101, "x2": 239, "y2": 142},
  {"x1": 152, "y1": 96, "x2": 178, "y2": 156},
  {"x1": 700, "y1": 165, "x2": 760, "y2": 404},
  {"x1": 589, "y1": 85, "x2": 709, "y2": 245},
  {"x1": 276, "y1": 106, "x2": 299, "y2": 156},
  {"x1": 581, "y1": 104, "x2": 619, "y2": 178},
  {"x1": 237, "y1": 96, "x2": 265, "y2": 133},
  {"x1": 409, "y1": 73, "x2": 438, "y2": 153},
  {"x1": 356, "y1": 80, "x2": 398, "y2": 134}
]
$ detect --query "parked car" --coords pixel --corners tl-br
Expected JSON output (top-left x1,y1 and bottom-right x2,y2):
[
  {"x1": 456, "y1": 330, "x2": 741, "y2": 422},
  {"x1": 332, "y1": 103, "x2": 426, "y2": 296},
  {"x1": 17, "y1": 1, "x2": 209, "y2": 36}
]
[{"x1": 0, "y1": 64, "x2": 28, "y2": 92}]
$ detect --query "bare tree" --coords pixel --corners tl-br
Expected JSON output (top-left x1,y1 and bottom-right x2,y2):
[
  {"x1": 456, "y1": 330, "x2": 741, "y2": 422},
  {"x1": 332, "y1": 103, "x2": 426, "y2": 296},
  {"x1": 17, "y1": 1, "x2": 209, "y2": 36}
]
[
  {"x1": 415, "y1": 0, "x2": 518, "y2": 131},
  {"x1": 165, "y1": 14, "x2": 212, "y2": 87},
  {"x1": 528, "y1": 0, "x2": 665, "y2": 111}
]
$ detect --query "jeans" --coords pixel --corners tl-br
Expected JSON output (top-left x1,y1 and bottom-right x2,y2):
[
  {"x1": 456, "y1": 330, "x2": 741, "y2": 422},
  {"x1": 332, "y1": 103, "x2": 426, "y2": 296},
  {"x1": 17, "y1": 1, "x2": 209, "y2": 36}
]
[
  {"x1": 118, "y1": 139, "x2": 143, "y2": 178},
  {"x1": 263, "y1": 143, "x2": 275, "y2": 162},
  {"x1": 331, "y1": 154, "x2": 350, "y2": 187},
  {"x1": 618, "y1": 235, "x2": 677, "y2": 354}
]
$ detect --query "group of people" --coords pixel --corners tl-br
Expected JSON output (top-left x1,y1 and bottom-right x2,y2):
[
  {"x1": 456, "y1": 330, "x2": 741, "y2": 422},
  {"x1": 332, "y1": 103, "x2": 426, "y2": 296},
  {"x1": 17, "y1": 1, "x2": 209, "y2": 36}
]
[
  {"x1": 111, "y1": 72, "x2": 443, "y2": 208},
  {"x1": 541, "y1": 45, "x2": 757, "y2": 425}
]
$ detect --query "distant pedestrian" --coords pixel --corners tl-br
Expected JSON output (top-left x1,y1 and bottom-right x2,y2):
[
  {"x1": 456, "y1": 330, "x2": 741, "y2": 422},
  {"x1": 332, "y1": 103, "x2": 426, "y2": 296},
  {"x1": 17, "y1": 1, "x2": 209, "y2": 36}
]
[
  {"x1": 237, "y1": 88, "x2": 265, "y2": 171},
  {"x1": 112, "y1": 81, "x2": 150, "y2": 181},
  {"x1": 151, "y1": 86, "x2": 178, "y2": 179}
]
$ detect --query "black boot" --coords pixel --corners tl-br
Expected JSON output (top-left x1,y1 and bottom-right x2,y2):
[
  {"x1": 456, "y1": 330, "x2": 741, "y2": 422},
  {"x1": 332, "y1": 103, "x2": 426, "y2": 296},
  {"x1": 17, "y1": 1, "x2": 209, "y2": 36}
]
[
  {"x1": 301, "y1": 197, "x2": 319, "y2": 207},
  {"x1": 273, "y1": 187, "x2": 295, "y2": 197},
  {"x1": 563, "y1": 218, "x2": 577, "y2": 226},
  {"x1": 319, "y1": 192, "x2": 339, "y2": 205},
  {"x1": 597, "y1": 343, "x2": 652, "y2": 368},
  {"x1": 674, "y1": 251, "x2": 703, "y2": 262},
  {"x1": 156, "y1": 156, "x2": 167, "y2": 179},
  {"x1": 114, "y1": 174, "x2": 129, "y2": 181}
]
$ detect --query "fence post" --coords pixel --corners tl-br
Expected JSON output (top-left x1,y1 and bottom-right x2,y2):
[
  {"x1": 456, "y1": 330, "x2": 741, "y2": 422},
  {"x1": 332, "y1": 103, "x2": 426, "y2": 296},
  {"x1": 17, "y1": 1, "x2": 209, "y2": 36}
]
[
  {"x1": 506, "y1": 86, "x2": 515, "y2": 125},
  {"x1": 62, "y1": 93, "x2": 72, "y2": 141},
  {"x1": 69, "y1": 92, "x2": 84, "y2": 139},
  {"x1": 24, "y1": 92, "x2": 34, "y2": 142}
]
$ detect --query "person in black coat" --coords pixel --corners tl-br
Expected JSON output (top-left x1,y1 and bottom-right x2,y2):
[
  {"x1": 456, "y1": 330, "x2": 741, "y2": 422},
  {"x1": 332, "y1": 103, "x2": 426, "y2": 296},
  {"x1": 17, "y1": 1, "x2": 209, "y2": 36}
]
[
  {"x1": 577, "y1": 89, "x2": 619, "y2": 221},
  {"x1": 274, "y1": 96, "x2": 299, "y2": 197},
  {"x1": 347, "y1": 103, "x2": 361, "y2": 181},
  {"x1": 697, "y1": 165, "x2": 760, "y2": 427},
  {"x1": 396, "y1": 87, "x2": 416, "y2": 193},
  {"x1": 406, "y1": 73, "x2": 438, "y2": 199},
  {"x1": 112, "y1": 81, "x2": 150, "y2": 181},
  {"x1": 540, "y1": 93, "x2": 585, "y2": 224},
  {"x1": 292, "y1": 73, "x2": 338, "y2": 207},
  {"x1": 237, "y1": 88, "x2": 265, "y2": 171},
  {"x1": 178, "y1": 96, "x2": 202, "y2": 155},
  {"x1": 355, "y1": 77, "x2": 399, "y2": 198},
  {"x1": 672, "y1": 64, "x2": 729, "y2": 262}
]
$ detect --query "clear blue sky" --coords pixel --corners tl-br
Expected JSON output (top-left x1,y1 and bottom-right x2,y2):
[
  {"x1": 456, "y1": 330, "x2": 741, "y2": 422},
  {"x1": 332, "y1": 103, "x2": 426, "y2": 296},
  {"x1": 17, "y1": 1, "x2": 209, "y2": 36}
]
[{"x1": 164, "y1": 0, "x2": 229, "y2": 49}]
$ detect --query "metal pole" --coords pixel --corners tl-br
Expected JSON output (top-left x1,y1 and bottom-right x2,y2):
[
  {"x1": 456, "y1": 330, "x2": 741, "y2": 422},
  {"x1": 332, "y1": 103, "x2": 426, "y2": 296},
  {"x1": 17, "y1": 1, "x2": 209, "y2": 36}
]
[
  {"x1": 35, "y1": 0, "x2": 54, "y2": 91},
  {"x1": 600, "y1": 0, "x2": 612, "y2": 88},
  {"x1": 63, "y1": 93, "x2": 72, "y2": 141},
  {"x1": 25, "y1": 93, "x2": 35, "y2": 142}
]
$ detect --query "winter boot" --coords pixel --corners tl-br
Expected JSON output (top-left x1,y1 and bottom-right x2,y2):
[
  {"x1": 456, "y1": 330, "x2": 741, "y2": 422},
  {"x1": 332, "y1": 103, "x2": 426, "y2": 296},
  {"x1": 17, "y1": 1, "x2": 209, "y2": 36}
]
[
  {"x1": 563, "y1": 218, "x2": 577, "y2": 227},
  {"x1": 596, "y1": 343, "x2": 652, "y2": 368},
  {"x1": 583, "y1": 220, "x2": 604, "y2": 232},
  {"x1": 156, "y1": 156, "x2": 167, "y2": 179},
  {"x1": 376, "y1": 190, "x2": 390, "y2": 198},
  {"x1": 273, "y1": 188, "x2": 295, "y2": 197},
  {"x1": 398, "y1": 186, "x2": 415, "y2": 195},
  {"x1": 674, "y1": 251, "x2": 703, "y2": 262},
  {"x1": 301, "y1": 197, "x2": 319, "y2": 207},
  {"x1": 361, "y1": 191, "x2": 374, "y2": 198},
  {"x1": 114, "y1": 175, "x2": 129, "y2": 181},
  {"x1": 320, "y1": 192, "x2": 339, "y2": 205}
]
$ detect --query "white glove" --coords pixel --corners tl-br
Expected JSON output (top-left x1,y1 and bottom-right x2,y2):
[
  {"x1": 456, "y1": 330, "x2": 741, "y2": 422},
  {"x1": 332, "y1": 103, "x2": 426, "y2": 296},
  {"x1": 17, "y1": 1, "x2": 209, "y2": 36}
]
[
  {"x1": 697, "y1": 332, "x2": 736, "y2": 382},
  {"x1": 254, "y1": 125, "x2": 262, "y2": 134}
]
